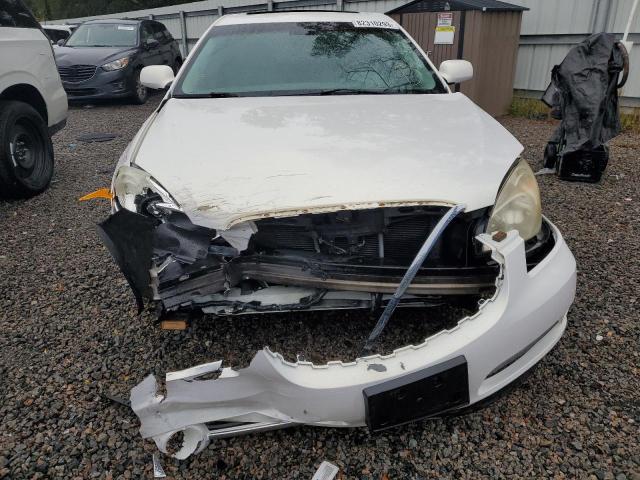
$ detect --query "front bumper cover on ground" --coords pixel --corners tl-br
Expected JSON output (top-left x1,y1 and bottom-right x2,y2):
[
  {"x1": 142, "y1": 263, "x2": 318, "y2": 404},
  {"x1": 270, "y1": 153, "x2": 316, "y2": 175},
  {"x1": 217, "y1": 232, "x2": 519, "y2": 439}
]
[{"x1": 130, "y1": 222, "x2": 576, "y2": 459}]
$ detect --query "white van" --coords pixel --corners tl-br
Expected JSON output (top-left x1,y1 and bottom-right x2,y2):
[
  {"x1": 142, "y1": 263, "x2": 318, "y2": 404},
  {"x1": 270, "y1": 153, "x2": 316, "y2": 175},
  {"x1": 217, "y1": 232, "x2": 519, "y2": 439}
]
[{"x1": 0, "y1": 0, "x2": 67, "y2": 197}]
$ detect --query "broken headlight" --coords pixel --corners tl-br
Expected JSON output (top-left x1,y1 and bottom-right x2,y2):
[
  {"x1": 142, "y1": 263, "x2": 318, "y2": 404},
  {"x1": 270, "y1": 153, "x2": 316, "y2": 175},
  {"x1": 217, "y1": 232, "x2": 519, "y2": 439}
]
[
  {"x1": 112, "y1": 165, "x2": 181, "y2": 216},
  {"x1": 487, "y1": 159, "x2": 542, "y2": 241}
]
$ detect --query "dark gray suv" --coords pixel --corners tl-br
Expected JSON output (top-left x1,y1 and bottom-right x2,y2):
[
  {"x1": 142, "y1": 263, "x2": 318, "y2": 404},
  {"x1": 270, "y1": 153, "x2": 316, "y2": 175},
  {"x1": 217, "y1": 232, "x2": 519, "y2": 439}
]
[{"x1": 54, "y1": 19, "x2": 182, "y2": 104}]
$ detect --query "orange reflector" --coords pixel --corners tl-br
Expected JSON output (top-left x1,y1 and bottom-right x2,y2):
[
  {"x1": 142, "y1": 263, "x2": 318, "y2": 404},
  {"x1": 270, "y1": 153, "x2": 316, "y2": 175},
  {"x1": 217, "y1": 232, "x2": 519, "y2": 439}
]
[
  {"x1": 79, "y1": 188, "x2": 113, "y2": 201},
  {"x1": 160, "y1": 320, "x2": 188, "y2": 331}
]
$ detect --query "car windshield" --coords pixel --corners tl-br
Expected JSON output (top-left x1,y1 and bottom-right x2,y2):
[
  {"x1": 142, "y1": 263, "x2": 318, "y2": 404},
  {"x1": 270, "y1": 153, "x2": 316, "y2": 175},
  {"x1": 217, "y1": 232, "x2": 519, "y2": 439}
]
[
  {"x1": 66, "y1": 23, "x2": 137, "y2": 47},
  {"x1": 174, "y1": 21, "x2": 447, "y2": 97}
]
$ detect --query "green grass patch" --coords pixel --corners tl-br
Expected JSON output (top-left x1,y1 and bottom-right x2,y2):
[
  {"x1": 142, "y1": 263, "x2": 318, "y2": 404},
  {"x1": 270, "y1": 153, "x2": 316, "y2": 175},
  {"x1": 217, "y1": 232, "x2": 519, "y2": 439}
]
[
  {"x1": 509, "y1": 97, "x2": 550, "y2": 120},
  {"x1": 620, "y1": 111, "x2": 640, "y2": 132},
  {"x1": 510, "y1": 96, "x2": 640, "y2": 132}
]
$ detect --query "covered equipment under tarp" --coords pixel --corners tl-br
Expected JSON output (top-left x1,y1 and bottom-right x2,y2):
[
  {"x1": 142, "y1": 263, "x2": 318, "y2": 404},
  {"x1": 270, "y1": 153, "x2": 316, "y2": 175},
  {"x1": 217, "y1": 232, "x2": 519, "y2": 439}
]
[{"x1": 542, "y1": 33, "x2": 629, "y2": 182}]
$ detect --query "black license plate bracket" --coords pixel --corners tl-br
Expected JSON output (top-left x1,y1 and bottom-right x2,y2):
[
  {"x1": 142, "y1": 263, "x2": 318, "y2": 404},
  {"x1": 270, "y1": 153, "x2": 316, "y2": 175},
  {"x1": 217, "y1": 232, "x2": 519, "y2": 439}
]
[{"x1": 363, "y1": 355, "x2": 469, "y2": 432}]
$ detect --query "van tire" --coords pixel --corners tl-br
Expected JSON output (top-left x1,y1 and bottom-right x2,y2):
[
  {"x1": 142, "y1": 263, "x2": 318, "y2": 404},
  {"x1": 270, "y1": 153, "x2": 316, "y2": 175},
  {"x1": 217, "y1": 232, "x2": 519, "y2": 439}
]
[{"x1": 0, "y1": 100, "x2": 54, "y2": 198}]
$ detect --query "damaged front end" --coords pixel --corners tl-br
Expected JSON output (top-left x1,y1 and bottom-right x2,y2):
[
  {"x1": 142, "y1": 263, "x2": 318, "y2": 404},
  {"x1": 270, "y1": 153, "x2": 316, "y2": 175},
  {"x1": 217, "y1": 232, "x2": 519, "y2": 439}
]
[
  {"x1": 98, "y1": 188, "x2": 554, "y2": 316},
  {"x1": 94, "y1": 162, "x2": 574, "y2": 459},
  {"x1": 129, "y1": 225, "x2": 575, "y2": 459}
]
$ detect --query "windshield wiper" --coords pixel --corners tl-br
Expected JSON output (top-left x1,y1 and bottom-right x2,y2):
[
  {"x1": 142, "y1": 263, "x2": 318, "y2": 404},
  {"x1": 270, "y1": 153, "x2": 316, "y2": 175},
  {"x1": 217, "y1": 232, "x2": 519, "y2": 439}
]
[
  {"x1": 383, "y1": 82, "x2": 438, "y2": 94},
  {"x1": 172, "y1": 92, "x2": 240, "y2": 98},
  {"x1": 208, "y1": 92, "x2": 239, "y2": 98},
  {"x1": 310, "y1": 88, "x2": 389, "y2": 96},
  {"x1": 299, "y1": 88, "x2": 435, "y2": 96}
]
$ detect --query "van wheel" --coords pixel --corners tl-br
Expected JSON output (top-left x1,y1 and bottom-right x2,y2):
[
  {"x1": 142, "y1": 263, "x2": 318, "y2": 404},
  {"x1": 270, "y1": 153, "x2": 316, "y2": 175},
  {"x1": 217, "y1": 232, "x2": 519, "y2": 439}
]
[
  {"x1": 131, "y1": 69, "x2": 148, "y2": 105},
  {"x1": 0, "y1": 100, "x2": 54, "y2": 199}
]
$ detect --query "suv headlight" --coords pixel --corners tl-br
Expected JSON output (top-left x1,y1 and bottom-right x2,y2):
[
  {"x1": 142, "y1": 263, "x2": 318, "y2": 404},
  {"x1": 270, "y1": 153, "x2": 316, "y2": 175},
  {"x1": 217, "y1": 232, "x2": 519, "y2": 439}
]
[
  {"x1": 487, "y1": 159, "x2": 542, "y2": 241},
  {"x1": 102, "y1": 56, "x2": 130, "y2": 71},
  {"x1": 113, "y1": 165, "x2": 180, "y2": 215}
]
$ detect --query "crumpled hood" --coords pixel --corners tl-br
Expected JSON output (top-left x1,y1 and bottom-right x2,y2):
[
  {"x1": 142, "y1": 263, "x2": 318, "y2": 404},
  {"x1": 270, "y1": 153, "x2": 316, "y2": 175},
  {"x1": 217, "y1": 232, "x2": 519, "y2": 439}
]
[
  {"x1": 54, "y1": 46, "x2": 137, "y2": 67},
  {"x1": 134, "y1": 93, "x2": 523, "y2": 230}
]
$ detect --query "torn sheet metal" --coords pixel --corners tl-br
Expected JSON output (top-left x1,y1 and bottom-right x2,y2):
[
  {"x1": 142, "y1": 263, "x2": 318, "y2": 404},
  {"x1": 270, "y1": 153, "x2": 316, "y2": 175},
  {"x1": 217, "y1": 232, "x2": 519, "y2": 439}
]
[
  {"x1": 102, "y1": 204, "x2": 509, "y2": 311},
  {"x1": 130, "y1": 222, "x2": 576, "y2": 459},
  {"x1": 218, "y1": 222, "x2": 257, "y2": 251},
  {"x1": 153, "y1": 213, "x2": 212, "y2": 263},
  {"x1": 98, "y1": 209, "x2": 219, "y2": 309}
]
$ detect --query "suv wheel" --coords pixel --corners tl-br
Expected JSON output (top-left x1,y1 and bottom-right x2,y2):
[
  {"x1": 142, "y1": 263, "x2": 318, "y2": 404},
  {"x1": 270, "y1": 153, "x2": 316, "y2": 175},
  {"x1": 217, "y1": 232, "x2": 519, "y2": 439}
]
[
  {"x1": 131, "y1": 69, "x2": 148, "y2": 105},
  {"x1": 0, "y1": 100, "x2": 54, "y2": 198}
]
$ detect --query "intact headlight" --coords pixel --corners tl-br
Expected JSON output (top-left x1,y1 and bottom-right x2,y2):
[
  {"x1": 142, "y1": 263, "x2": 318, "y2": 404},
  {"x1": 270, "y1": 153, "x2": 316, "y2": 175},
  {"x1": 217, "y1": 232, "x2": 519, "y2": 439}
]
[
  {"x1": 113, "y1": 165, "x2": 180, "y2": 215},
  {"x1": 102, "y1": 56, "x2": 130, "y2": 71},
  {"x1": 487, "y1": 159, "x2": 542, "y2": 241}
]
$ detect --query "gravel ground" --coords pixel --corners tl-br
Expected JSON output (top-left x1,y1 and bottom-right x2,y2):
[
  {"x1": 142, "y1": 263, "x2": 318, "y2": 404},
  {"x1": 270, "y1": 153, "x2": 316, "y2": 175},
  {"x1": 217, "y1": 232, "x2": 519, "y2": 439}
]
[{"x1": 1, "y1": 95, "x2": 638, "y2": 479}]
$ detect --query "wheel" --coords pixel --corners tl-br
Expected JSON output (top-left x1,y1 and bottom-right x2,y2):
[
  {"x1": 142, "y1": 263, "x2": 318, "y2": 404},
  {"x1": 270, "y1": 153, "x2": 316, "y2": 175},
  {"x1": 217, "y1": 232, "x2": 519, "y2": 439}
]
[
  {"x1": 0, "y1": 100, "x2": 54, "y2": 198},
  {"x1": 615, "y1": 41, "x2": 630, "y2": 88},
  {"x1": 173, "y1": 58, "x2": 183, "y2": 75},
  {"x1": 131, "y1": 68, "x2": 148, "y2": 105}
]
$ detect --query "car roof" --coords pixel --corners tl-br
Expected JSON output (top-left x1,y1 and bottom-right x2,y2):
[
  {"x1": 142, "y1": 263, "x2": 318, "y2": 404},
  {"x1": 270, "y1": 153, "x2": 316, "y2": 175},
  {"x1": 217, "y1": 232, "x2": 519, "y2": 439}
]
[
  {"x1": 83, "y1": 19, "x2": 141, "y2": 25},
  {"x1": 215, "y1": 11, "x2": 399, "y2": 27},
  {"x1": 42, "y1": 24, "x2": 72, "y2": 30}
]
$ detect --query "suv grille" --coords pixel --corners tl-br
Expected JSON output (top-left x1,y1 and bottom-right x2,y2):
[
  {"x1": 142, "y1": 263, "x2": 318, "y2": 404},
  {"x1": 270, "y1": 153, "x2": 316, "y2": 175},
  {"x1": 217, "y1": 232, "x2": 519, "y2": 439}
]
[{"x1": 58, "y1": 65, "x2": 97, "y2": 83}]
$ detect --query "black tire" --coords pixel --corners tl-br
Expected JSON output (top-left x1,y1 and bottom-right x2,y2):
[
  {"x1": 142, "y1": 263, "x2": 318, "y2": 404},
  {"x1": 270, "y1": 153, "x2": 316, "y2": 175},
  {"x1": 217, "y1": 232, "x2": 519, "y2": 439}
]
[
  {"x1": 0, "y1": 100, "x2": 54, "y2": 199},
  {"x1": 131, "y1": 68, "x2": 148, "y2": 105},
  {"x1": 615, "y1": 41, "x2": 630, "y2": 89},
  {"x1": 173, "y1": 58, "x2": 183, "y2": 75}
]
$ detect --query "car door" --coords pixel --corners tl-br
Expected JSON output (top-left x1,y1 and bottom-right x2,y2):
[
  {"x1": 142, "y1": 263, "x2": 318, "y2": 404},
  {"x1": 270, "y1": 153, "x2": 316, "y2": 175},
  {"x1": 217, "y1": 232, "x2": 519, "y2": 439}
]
[{"x1": 139, "y1": 21, "x2": 162, "y2": 67}]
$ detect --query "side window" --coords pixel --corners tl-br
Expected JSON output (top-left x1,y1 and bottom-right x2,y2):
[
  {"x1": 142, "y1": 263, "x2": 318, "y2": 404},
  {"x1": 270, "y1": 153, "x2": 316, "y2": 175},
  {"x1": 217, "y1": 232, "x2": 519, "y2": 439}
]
[
  {"x1": 151, "y1": 23, "x2": 166, "y2": 43},
  {"x1": 163, "y1": 26, "x2": 174, "y2": 42},
  {"x1": 140, "y1": 23, "x2": 154, "y2": 43},
  {"x1": 0, "y1": 0, "x2": 40, "y2": 28}
]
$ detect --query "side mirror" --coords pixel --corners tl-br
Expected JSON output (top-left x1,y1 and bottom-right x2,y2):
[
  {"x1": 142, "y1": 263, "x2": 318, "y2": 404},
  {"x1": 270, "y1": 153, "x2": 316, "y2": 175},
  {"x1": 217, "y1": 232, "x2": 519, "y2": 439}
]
[
  {"x1": 439, "y1": 60, "x2": 473, "y2": 85},
  {"x1": 145, "y1": 38, "x2": 160, "y2": 49},
  {"x1": 57, "y1": 39, "x2": 65, "y2": 46},
  {"x1": 140, "y1": 65, "x2": 175, "y2": 90}
]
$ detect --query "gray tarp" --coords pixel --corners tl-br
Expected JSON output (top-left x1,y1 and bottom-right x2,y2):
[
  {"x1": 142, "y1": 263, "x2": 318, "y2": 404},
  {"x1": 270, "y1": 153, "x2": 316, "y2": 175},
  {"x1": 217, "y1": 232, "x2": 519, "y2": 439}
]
[{"x1": 543, "y1": 33, "x2": 625, "y2": 168}]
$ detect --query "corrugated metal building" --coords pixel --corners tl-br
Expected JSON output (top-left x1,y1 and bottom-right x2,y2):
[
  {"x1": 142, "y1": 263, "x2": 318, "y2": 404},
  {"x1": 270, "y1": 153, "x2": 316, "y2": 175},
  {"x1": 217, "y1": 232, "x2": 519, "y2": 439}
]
[
  {"x1": 47, "y1": 0, "x2": 640, "y2": 109},
  {"x1": 507, "y1": 0, "x2": 640, "y2": 108}
]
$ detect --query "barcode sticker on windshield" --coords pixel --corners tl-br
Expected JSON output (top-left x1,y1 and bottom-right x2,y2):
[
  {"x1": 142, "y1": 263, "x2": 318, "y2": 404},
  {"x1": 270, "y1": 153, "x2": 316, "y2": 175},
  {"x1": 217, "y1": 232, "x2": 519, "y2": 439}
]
[
  {"x1": 352, "y1": 19, "x2": 398, "y2": 29},
  {"x1": 117, "y1": 25, "x2": 135, "y2": 30}
]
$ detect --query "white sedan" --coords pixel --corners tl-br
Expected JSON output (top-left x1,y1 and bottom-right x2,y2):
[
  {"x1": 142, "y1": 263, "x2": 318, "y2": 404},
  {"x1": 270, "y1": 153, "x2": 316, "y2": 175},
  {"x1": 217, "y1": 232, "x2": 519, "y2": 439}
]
[{"x1": 93, "y1": 11, "x2": 576, "y2": 459}]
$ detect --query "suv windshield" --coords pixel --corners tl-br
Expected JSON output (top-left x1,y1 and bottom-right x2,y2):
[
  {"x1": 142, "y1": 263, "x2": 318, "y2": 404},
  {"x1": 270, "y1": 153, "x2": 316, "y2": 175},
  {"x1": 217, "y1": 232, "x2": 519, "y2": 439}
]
[
  {"x1": 174, "y1": 22, "x2": 447, "y2": 97},
  {"x1": 66, "y1": 23, "x2": 137, "y2": 47}
]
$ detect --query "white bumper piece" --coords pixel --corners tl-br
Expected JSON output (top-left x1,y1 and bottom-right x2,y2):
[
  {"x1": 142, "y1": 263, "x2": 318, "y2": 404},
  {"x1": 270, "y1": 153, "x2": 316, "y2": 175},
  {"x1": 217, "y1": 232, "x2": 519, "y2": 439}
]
[{"x1": 131, "y1": 222, "x2": 576, "y2": 459}]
